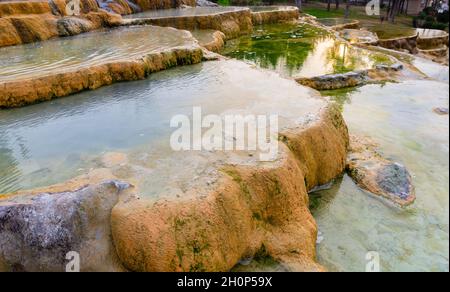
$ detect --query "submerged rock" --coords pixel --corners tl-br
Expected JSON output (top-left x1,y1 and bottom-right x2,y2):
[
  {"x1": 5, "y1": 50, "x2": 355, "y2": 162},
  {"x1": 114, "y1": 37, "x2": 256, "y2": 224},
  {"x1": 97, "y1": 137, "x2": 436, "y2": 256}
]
[
  {"x1": 296, "y1": 71, "x2": 369, "y2": 90},
  {"x1": 196, "y1": 0, "x2": 219, "y2": 7},
  {"x1": 101, "y1": 152, "x2": 129, "y2": 168},
  {"x1": 111, "y1": 105, "x2": 348, "y2": 272},
  {"x1": 0, "y1": 179, "x2": 130, "y2": 272},
  {"x1": 433, "y1": 107, "x2": 449, "y2": 115},
  {"x1": 346, "y1": 135, "x2": 415, "y2": 207}
]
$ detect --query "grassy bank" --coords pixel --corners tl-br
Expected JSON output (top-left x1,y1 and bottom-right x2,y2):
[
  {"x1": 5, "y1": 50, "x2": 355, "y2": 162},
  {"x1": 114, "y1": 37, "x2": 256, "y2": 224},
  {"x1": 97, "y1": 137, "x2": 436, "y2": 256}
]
[{"x1": 302, "y1": 1, "x2": 417, "y2": 39}]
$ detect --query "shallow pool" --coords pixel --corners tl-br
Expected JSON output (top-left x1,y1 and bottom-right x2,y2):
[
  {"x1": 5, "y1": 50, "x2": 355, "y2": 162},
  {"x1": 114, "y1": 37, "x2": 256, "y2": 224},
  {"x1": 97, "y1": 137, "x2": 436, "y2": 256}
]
[
  {"x1": 222, "y1": 23, "x2": 392, "y2": 78},
  {"x1": 0, "y1": 25, "x2": 195, "y2": 82},
  {"x1": 0, "y1": 60, "x2": 323, "y2": 196},
  {"x1": 312, "y1": 78, "x2": 449, "y2": 272}
]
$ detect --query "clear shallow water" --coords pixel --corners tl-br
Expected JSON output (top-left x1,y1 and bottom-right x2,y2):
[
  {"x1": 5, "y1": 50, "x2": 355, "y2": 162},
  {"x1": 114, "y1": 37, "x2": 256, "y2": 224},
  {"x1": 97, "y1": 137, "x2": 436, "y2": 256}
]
[
  {"x1": 249, "y1": 6, "x2": 295, "y2": 12},
  {"x1": 222, "y1": 23, "x2": 392, "y2": 78},
  {"x1": 0, "y1": 60, "x2": 323, "y2": 196},
  {"x1": 316, "y1": 18, "x2": 356, "y2": 27},
  {"x1": 123, "y1": 7, "x2": 246, "y2": 19},
  {"x1": 417, "y1": 28, "x2": 448, "y2": 38},
  {"x1": 312, "y1": 79, "x2": 449, "y2": 272},
  {"x1": 0, "y1": 25, "x2": 194, "y2": 82}
]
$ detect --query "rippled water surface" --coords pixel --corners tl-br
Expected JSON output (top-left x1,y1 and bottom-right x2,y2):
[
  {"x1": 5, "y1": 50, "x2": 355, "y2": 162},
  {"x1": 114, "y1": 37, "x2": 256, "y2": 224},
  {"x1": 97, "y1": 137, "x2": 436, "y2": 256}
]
[
  {"x1": 222, "y1": 23, "x2": 392, "y2": 78},
  {"x1": 316, "y1": 18, "x2": 356, "y2": 27},
  {"x1": 0, "y1": 25, "x2": 194, "y2": 82},
  {"x1": 0, "y1": 60, "x2": 322, "y2": 195}
]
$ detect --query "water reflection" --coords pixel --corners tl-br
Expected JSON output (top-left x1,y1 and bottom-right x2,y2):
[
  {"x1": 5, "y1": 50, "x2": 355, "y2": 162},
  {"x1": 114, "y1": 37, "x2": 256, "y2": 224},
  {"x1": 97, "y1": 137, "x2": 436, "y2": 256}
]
[{"x1": 222, "y1": 23, "x2": 391, "y2": 78}]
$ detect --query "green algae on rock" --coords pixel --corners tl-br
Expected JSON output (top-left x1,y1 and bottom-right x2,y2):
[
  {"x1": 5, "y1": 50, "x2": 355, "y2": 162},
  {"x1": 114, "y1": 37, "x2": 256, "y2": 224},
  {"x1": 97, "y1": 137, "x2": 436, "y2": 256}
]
[{"x1": 222, "y1": 22, "x2": 394, "y2": 79}]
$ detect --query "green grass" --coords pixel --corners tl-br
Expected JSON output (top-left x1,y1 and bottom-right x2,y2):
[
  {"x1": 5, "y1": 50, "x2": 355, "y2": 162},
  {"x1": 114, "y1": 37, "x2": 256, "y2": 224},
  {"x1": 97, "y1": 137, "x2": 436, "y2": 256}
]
[
  {"x1": 302, "y1": 1, "x2": 416, "y2": 39},
  {"x1": 303, "y1": 7, "x2": 359, "y2": 19},
  {"x1": 217, "y1": 0, "x2": 231, "y2": 6}
]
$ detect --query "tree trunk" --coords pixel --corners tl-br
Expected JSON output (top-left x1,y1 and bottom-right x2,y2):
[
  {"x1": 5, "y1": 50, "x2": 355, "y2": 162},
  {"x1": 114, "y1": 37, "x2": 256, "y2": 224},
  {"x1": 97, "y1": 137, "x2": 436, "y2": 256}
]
[
  {"x1": 344, "y1": 0, "x2": 350, "y2": 18},
  {"x1": 388, "y1": 0, "x2": 402, "y2": 22},
  {"x1": 386, "y1": 0, "x2": 392, "y2": 19},
  {"x1": 399, "y1": 0, "x2": 405, "y2": 15},
  {"x1": 336, "y1": 0, "x2": 340, "y2": 10},
  {"x1": 327, "y1": 0, "x2": 331, "y2": 11}
]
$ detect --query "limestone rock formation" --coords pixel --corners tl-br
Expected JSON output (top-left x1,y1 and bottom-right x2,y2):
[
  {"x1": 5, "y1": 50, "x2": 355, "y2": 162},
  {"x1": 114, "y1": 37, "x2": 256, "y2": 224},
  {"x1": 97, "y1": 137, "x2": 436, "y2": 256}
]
[
  {"x1": 57, "y1": 16, "x2": 94, "y2": 36},
  {"x1": 193, "y1": 30, "x2": 226, "y2": 53},
  {"x1": 0, "y1": 104, "x2": 349, "y2": 272},
  {"x1": 111, "y1": 105, "x2": 348, "y2": 272},
  {"x1": 296, "y1": 71, "x2": 369, "y2": 90},
  {"x1": 296, "y1": 64, "x2": 403, "y2": 91},
  {"x1": 346, "y1": 135, "x2": 416, "y2": 207},
  {"x1": 0, "y1": 178, "x2": 131, "y2": 272},
  {"x1": 0, "y1": 32, "x2": 204, "y2": 108},
  {"x1": 0, "y1": 0, "x2": 123, "y2": 47},
  {"x1": 378, "y1": 33, "x2": 419, "y2": 55},
  {"x1": 251, "y1": 6, "x2": 299, "y2": 25},
  {"x1": 125, "y1": 7, "x2": 253, "y2": 40}
]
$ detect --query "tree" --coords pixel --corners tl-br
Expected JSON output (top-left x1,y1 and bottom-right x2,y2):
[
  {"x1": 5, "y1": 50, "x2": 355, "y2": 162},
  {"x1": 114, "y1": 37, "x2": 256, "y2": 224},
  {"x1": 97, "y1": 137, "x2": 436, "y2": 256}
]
[
  {"x1": 344, "y1": 0, "x2": 351, "y2": 18},
  {"x1": 387, "y1": 0, "x2": 403, "y2": 22},
  {"x1": 327, "y1": 0, "x2": 332, "y2": 11},
  {"x1": 336, "y1": 0, "x2": 340, "y2": 10}
]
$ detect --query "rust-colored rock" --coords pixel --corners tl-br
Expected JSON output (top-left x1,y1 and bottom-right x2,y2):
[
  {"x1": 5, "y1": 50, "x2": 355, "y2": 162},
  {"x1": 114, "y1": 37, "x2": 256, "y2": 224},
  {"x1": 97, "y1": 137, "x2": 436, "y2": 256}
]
[
  {"x1": 0, "y1": 17, "x2": 21, "y2": 46},
  {"x1": 193, "y1": 30, "x2": 226, "y2": 53},
  {"x1": 0, "y1": 0, "x2": 122, "y2": 47},
  {"x1": 125, "y1": 8, "x2": 253, "y2": 40},
  {"x1": 296, "y1": 64, "x2": 403, "y2": 90},
  {"x1": 111, "y1": 105, "x2": 348, "y2": 272},
  {"x1": 0, "y1": 0, "x2": 52, "y2": 17}
]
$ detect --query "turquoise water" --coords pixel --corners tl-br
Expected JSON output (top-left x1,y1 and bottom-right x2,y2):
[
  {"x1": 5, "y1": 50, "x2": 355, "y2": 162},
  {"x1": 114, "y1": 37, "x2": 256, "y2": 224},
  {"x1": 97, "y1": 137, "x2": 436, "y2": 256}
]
[
  {"x1": 312, "y1": 79, "x2": 449, "y2": 272},
  {"x1": 0, "y1": 60, "x2": 322, "y2": 196}
]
